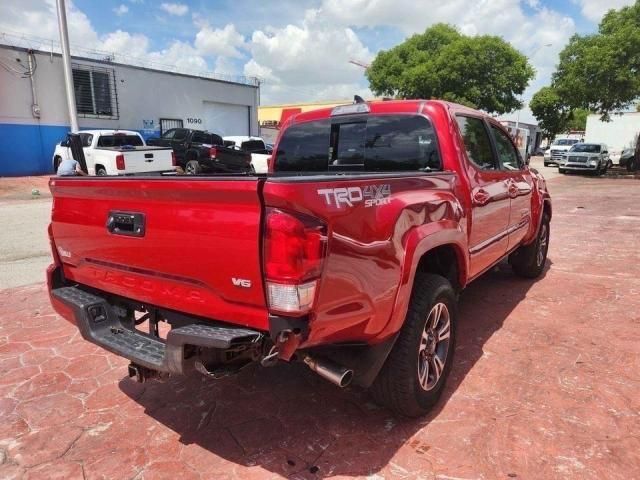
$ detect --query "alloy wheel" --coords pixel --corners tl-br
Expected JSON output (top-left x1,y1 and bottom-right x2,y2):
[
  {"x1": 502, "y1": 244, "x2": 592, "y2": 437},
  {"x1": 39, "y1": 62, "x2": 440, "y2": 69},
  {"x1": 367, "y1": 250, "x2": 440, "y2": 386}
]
[{"x1": 417, "y1": 302, "x2": 451, "y2": 391}]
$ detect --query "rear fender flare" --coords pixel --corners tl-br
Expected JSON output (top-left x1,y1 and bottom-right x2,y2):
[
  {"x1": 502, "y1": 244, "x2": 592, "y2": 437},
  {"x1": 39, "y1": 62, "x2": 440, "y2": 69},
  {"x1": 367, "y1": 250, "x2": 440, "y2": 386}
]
[{"x1": 377, "y1": 220, "x2": 468, "y2": 342}]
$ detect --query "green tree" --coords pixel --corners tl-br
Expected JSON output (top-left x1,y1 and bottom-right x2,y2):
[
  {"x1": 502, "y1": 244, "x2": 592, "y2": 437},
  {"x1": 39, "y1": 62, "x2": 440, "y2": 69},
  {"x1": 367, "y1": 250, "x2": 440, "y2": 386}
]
[
  {"x1": 366, "y1": 24, "x2": 535, "y2": 114},
  {"x1": 553, "y1": 1, "x2": 640, "y2": 119},
  {"x1": 566, "y1": 108, "x2": 590, "y2": 131},
  {"x1": 529, "y1": 87, "x2": 572, "y2": 140}
]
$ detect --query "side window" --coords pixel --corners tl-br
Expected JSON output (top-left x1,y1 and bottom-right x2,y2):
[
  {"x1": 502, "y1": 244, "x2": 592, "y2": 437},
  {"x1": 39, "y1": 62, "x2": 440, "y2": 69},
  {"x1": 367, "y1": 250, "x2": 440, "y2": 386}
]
[
  {"x1": 364, "y1": 115, "x2": 441, "y2": 171},
  {"x1": 173, "y1": 129, "x2": 188, "y2": 141},
  {"x1": 81, "y1": 134, "x2": 93, "y2": 147},
  {"x1": 490, "y1": 125, "x2": 523, "y2": 170},
  {"x1": 191, "y1": 132, "x2": 207, "y2": 143},
  {"x1": 162, "y1": 129, "x2": 176, "y2": 140},
  {"x1": 455, "y1": 116, "x2": 497, "y2": 170}
]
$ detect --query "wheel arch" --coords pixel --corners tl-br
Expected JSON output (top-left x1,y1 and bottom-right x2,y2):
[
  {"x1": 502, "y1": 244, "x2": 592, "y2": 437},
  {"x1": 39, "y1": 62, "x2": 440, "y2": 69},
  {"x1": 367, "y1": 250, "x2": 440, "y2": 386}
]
[
  {"x1": 353, "y1": 232, "x2": 466, "y2": 388},
  {"x1": 378, "y1": 223, "x2": 468, "y2": 344}
]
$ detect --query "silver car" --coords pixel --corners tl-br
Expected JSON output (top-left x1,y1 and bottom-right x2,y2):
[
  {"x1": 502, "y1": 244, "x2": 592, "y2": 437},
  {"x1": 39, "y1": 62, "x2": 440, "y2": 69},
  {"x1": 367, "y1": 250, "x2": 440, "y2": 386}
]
[{"x1": 558, "y1": 143, "x2": 611, "y2": 175}]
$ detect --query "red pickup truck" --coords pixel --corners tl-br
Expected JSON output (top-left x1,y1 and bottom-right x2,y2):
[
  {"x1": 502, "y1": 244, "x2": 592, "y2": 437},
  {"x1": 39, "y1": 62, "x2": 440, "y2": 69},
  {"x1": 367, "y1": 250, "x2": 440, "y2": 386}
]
[{"x1": 47, "y1": 100, "x2": 551, "y2": 417}]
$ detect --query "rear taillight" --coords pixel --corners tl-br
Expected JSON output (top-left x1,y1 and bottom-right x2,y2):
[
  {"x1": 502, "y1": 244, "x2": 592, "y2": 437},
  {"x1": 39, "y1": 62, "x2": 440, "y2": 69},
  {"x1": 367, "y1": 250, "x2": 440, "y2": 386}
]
[
  {"x1": 263, "y1": 208, "x2": 327, "y2": 315},
  {"x1": 171, "y1": 151, "x2": 177, "y2": 166},
  {"x1": 209, "y1": 147, "x2": 217, "y2": 159},
  {"x1": 115, "y1": 154, "x2": 125, "y2": 170}
]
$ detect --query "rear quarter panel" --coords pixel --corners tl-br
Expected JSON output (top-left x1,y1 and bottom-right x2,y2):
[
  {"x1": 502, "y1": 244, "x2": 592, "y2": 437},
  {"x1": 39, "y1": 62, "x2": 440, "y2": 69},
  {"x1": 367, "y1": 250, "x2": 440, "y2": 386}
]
[{"x1": 263, "y1": 172, "x2": 466, "y2": 346}]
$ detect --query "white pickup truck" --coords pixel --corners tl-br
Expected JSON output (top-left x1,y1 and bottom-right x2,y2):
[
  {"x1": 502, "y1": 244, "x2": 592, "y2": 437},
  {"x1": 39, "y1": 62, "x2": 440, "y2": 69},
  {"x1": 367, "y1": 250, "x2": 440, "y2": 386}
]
[
  {"x1": 223, "y1": 136, "x2": 272, "y2": 173},
  {"x1": 52, "y1": 130, "x2": 175, "y2": 175}
]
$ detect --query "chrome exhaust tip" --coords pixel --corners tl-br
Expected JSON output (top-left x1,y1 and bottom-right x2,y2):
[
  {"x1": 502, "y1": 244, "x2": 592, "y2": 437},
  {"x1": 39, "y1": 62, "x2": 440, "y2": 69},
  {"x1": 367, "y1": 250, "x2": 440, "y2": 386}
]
[{"x1": 303, "y1": 355, "x2": 354, "y2": 388}]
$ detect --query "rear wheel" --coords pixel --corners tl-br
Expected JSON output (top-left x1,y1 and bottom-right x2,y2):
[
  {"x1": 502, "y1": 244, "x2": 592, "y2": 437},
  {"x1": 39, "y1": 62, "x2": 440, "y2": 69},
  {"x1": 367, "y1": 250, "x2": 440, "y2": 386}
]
[
  {"x1": 370, "y1": 273, "x2": 456, "y2": 417},
  {"x1": 510, "y1": 213, "x2": 550, "y2": 278},
  {"x1": 185, "y1": 160, "x2": 201, "y2": 175},
  {"x1": 96, "y1": 166, "x2": 107, "y2": 176}
]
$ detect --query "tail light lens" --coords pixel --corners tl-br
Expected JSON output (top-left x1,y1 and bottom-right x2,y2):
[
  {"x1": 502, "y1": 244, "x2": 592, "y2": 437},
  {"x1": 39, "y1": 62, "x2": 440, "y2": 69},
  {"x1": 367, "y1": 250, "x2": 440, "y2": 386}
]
[
  {"x1": 171, "y1": 151, "x2": 177, "y2": 166},
  {"x1": 209, "y1": 147, "x2": 217, "y2": 159},
  {"x1": 264, "y1": 208, "x2": 327, "y2": 315},
  {"x1": 115, "y1": 154, "x2": 125, "y2": 170}
]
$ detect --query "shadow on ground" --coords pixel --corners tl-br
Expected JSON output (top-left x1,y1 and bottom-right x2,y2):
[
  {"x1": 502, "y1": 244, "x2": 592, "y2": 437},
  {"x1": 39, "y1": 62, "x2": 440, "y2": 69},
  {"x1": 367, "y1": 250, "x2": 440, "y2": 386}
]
[{"x1": 121, "y1": 260, "x2": 550, "y2": 478}]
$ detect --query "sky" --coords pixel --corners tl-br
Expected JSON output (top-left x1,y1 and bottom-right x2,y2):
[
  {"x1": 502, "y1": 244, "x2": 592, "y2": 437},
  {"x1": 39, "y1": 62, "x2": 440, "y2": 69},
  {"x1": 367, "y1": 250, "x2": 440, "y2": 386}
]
[{"x1": 0, "y1": 0, "x2": 635, "y2": 123}]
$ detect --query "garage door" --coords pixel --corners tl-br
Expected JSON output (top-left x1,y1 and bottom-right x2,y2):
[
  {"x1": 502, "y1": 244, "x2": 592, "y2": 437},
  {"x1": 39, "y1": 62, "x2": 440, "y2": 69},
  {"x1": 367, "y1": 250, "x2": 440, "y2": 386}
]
[{"x1": 202, "y1": 101, "x2": 249, "y2": 136}]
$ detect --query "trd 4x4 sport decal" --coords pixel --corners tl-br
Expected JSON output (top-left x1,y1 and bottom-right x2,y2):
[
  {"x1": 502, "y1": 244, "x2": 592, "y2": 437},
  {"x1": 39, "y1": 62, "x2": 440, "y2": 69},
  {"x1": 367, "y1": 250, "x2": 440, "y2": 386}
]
[{"x1": 317, "y1": 184, "x2": 391, "y2": 208}]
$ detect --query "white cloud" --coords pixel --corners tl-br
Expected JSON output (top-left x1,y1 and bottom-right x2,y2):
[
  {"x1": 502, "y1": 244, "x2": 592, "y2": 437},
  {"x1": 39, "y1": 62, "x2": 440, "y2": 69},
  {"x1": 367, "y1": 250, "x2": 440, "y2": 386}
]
[
  {"x1": 195, "y1": 24, "x2": 245, "y2": 58},
  {"x1": 113, "y1": 4, "x2": 129, "y2": 16},
  {"x1": 245, "y1": 10, "x2": 373, "y2": 103},
  {"x1": 147, "y1": 41, "x2": 208, "y2": 72},
  {"x1": 0, "y1": 0, "x2": 210, "y2": 76},
  {"x1": 159, "y1": 2, "x2": 188, "y2": 16},
  {"x1": 101, "y1": 30, "x2": 150, "y2": 58},
  {"x1": 574, "y1": 0, "x2": 635, "y2": 22}
]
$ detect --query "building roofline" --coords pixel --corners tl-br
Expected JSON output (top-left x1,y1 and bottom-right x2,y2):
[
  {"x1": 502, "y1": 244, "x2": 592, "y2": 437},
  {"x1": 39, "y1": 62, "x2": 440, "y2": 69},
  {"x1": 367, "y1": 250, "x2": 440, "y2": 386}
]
[{"x1": 0, "y1": 42, "x2": 259, "y2": 89}]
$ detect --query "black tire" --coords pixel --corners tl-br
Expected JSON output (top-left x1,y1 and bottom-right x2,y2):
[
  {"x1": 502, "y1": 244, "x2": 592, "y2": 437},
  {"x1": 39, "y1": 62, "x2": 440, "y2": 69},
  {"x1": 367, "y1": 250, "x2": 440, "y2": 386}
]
[
  {"x1": 96, "y1": 166, "x2": 107, "y2": 176},
  {"x1": 510, "y1": 213, "x2": 550, "y2": 279},
  {"x1": 185, "y1": 160, "x2": 201, "y2": 175},
  {"x1": 370, "y1": 273, "x2": 457, "y2": 417},
  {"x1": 543, "y1": 162, "x2": 549, "y2": 167},
  {"x1": 558, "y1": 168, "x2": 566, "y2": 174}
]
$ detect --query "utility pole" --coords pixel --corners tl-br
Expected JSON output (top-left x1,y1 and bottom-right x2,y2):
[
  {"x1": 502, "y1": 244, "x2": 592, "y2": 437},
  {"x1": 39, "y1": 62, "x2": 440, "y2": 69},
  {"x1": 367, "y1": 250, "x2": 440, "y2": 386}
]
[{"x1": 56, "y1": 0, "x2": 79, "y2": 132}]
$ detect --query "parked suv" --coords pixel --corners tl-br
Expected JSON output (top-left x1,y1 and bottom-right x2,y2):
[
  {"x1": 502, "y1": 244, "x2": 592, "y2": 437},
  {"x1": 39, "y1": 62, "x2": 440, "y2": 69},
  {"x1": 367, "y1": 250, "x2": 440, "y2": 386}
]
[
  {"x1": 544, "y1": 138, "x2": 581, "y2": 166},
  {"x1": 558, "y1": 143, "x2": 611, "y2": 174}
]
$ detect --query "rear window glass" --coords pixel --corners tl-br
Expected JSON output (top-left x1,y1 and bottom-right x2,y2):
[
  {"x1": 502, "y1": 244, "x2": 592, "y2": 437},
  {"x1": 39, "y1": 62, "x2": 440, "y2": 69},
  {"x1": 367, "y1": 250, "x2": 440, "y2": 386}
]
[
  {"x1": 274, "y1": 115, "x2": 441, "y2": 172},
  {"x1": 364, "y1": 116, "x2": 441, "y2": 171},
  {"x1": 192, "y1": 132, "x2": 222, "y2": 145},
  {"x1": 570, "y1": 144, "x2": 601, "y2": 153},
  {"x1": 97, "y1": 135, "x2": 143, "y2": 147},
  {"x1": 240, "y1": 140, "x2": 266, "y2": 152},
  {"x1": 274, "y1": 119, "x2": 331, "y2": 171}
]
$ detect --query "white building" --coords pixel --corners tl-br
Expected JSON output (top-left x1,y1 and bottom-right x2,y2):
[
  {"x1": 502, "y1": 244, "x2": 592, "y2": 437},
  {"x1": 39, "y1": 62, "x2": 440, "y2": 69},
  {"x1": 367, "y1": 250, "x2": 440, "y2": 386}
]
[
  {"x1": 0, "y1": 41, "x2": 260, "y2": 176},
  {"x1": 585, "y1": 112, "x2": 640, "y2": 163}
]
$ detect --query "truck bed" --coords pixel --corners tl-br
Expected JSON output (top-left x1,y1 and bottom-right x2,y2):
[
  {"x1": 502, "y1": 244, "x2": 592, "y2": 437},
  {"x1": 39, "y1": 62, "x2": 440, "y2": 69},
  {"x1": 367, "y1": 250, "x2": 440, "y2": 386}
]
[{"x1": 49, "y1": 171, "x2": 461, "y2": 345}]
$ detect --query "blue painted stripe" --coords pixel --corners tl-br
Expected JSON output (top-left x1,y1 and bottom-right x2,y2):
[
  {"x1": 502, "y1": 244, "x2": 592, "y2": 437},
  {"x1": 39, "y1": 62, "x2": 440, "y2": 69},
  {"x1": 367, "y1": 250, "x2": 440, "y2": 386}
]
[
  {"x1": 0, "y1": 123, "x2": 70, "y2": 176},
  {"x1": 0, "y1": 123, "x2": 161, "y2": 176}
]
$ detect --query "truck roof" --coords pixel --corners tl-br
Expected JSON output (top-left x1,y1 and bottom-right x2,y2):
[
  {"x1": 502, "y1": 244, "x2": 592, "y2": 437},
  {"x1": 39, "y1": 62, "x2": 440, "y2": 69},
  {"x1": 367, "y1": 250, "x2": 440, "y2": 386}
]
[
  {"x1": 75, "y1": 129, "x2": 142, "y2": 137},
  {"x1": 286, "y1": 99, "x2": 482, "y2": 126}
]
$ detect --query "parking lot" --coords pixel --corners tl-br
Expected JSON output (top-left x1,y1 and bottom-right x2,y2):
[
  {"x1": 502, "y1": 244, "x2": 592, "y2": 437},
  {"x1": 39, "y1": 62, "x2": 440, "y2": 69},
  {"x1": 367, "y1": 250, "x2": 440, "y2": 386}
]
[{"x1": 1, "y1": 161, "x2": 639, "y2": 479}]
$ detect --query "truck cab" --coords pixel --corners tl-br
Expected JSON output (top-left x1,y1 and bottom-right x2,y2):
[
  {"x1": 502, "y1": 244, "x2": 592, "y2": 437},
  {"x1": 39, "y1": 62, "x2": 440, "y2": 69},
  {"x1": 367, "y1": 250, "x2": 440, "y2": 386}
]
[{"x1": 47, "y1": 100, "x2": 551, "y2": 417}]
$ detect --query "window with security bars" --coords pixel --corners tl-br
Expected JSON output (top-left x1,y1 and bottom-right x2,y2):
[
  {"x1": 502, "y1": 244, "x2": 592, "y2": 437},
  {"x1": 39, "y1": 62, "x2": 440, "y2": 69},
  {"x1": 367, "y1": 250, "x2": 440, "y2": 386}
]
[{"x1": 72, "y1": 64, "x2": 119, "y2": 119}]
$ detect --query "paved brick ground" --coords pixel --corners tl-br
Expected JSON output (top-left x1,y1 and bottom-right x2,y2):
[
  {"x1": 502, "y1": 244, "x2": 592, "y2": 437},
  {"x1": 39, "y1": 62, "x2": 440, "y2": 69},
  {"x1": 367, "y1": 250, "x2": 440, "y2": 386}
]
[{"x1": 1, "y1": 174, "x2": 639, "y2": 479}]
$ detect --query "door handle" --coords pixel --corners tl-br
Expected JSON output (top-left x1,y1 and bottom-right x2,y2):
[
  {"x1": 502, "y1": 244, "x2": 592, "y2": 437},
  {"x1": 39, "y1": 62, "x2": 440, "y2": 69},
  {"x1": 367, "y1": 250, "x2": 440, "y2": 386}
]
[
  {"x1": 472, "y1": 189, "x2": 491, "y2": 206},
  {"x1": 508, "y1": 183, "x2": 519, "y2": 198}
]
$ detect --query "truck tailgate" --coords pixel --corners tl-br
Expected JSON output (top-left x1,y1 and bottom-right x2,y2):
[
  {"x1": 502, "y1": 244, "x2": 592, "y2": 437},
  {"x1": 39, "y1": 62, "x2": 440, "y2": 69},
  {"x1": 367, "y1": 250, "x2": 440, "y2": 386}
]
[
  {"x1": 49, "y1": 177, "x2": 268, "y2": 330},
  {"x1": 98, "y1": 146, "x2": 174, "y2": 174}
]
